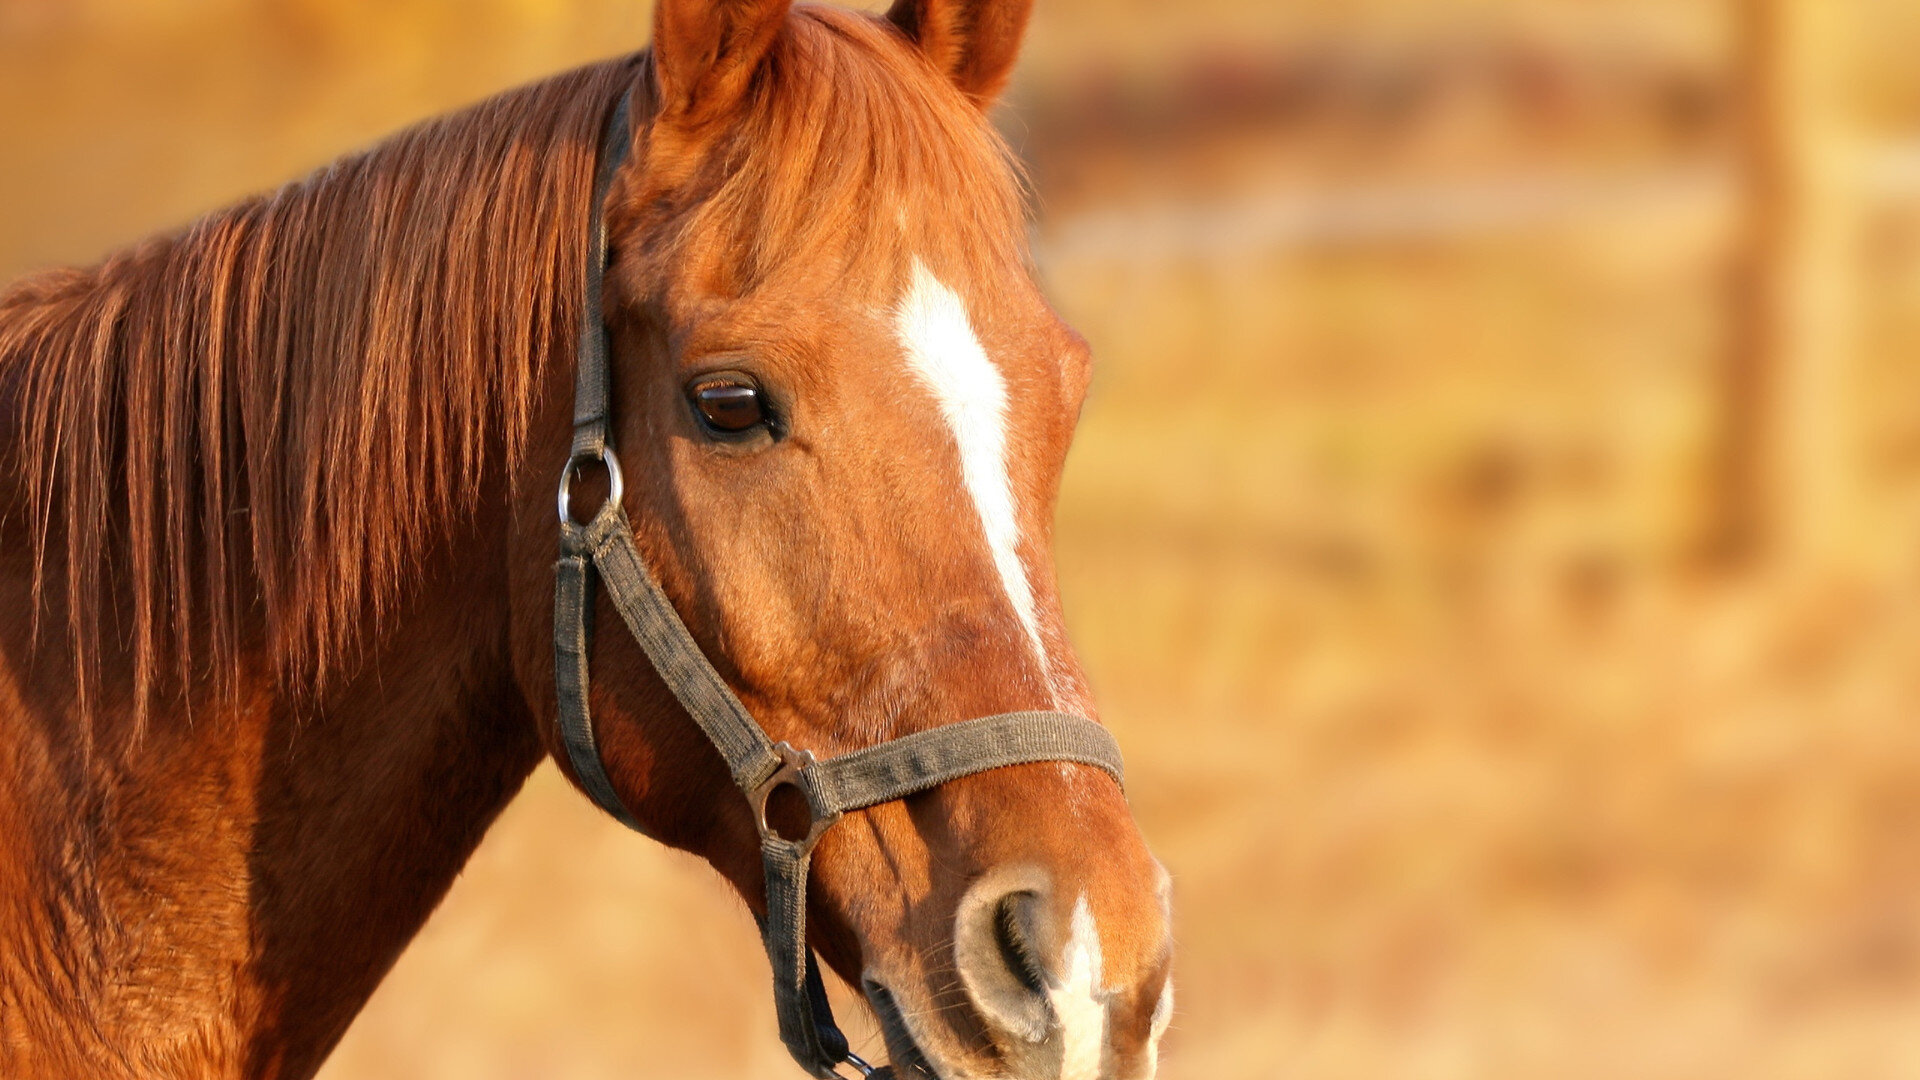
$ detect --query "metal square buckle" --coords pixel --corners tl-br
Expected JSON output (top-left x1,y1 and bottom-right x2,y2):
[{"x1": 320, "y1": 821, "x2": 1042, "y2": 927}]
[{"x1": 749, "y1": 742, "x2": 841, "y2": 855}]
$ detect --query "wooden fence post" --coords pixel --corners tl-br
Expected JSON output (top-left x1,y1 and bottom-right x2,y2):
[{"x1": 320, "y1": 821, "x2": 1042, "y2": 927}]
[{"x1": 1727, "y1": 0, "x2": 1861, "y2": 571}]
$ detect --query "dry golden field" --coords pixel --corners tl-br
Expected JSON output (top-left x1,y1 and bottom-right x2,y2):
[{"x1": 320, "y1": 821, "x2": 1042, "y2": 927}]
[{"x1": 7, "y1": 2, "x2": 1920, "y2": 1079}]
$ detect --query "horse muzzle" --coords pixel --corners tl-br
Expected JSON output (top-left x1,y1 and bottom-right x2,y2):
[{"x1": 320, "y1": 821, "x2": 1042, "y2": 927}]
[{"x1": 855, "y1": 863, "x2": 1175, "y2": 1080}]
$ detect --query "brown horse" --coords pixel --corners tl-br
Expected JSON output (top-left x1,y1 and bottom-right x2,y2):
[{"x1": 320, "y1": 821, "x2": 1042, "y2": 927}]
[{"x1": 0, "y1": 2, "x2": 1172, "y2": 1078}]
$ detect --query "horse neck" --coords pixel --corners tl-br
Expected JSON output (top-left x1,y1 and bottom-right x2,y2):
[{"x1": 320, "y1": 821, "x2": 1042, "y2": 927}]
[
  {"x1": 0, "y1": 60, "x2": 620, "y2": 1069},
  {"x1": 0, "y1": 428, "x2": 544, "y2": 1080}
]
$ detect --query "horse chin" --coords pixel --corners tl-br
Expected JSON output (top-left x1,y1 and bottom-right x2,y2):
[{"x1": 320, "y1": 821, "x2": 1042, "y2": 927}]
[{"x1": 863, "y1": 978, "x2": 950, "y2": 1080}]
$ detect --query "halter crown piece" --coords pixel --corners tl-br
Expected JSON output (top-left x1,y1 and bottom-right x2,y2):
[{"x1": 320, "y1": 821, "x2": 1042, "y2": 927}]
[{"x1": 551, "y1": 91, "x2": 1126, "y2": 1078}]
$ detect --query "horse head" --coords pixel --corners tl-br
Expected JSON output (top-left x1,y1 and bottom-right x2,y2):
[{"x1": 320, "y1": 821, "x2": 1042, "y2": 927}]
[{"x1": 508, "y1": 3, "x2": 1173, "y2": 1077}]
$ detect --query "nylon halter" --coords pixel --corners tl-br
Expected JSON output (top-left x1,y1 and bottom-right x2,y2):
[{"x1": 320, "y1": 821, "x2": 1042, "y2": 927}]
[{"x1": 552, "y1": 90, "x2": 1126, "y2": 1079}]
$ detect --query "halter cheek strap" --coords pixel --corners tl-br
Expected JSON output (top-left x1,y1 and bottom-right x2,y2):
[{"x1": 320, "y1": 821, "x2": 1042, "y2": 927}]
[{"x1": 553, "y1": 90, "x2": 1125, "y2": 1079}]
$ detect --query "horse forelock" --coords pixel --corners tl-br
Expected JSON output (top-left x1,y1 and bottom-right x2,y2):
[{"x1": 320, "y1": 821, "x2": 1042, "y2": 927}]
[{"x1": 625, "y1": 4, "x2": 1031, "y2": 303}]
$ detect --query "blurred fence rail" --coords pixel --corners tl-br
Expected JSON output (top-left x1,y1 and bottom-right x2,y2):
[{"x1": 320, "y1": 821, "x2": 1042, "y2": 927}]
[
  {"x1": 1038, "y1": 141, "x2": 1920, "y2": 260},
  {"x1": 1035, "y1": 166, "x2": 1735, "y2": 258}
]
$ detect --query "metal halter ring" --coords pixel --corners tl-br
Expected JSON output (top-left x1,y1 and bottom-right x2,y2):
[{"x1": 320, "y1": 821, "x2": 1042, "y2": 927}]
[
  {"x1": 557, "y1": 446, "x2": 624, "y2": 527},
  {"x1": 834, "y1": 1051, "x2": 875, "y2": 1078},
  {"x1": 749, "y1": 742, "x2": 841, "y2": 856}
]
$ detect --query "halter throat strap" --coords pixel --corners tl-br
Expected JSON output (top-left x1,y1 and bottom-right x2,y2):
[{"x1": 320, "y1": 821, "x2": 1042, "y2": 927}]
[{"x1": 553, "y1": 88, "x2": 1125, "y2": 1079}]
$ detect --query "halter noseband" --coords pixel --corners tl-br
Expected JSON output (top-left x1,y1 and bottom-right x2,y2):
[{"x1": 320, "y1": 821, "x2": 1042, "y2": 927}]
[{"x1": 551, "y1": 91, "x2": 1125, "y2": 1078}]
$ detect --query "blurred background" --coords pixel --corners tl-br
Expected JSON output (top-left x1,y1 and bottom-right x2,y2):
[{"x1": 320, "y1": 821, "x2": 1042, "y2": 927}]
[{"x1": 6, "y1": 1, "x2": 1920, "y2": 1077}]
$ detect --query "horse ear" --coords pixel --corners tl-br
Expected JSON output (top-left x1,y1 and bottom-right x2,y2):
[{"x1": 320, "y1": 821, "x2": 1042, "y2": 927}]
[
  {"x1": 886, "y1": 0, "x2": 1034, "y2": 106},
  {"x1": 652, "y1": 0, "x2": 794, "y2": 126}
]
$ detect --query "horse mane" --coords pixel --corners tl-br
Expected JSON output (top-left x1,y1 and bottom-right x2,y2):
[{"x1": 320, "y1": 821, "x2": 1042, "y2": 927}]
[{"x1": 0, "y1": 56, "x2": 638, "y2": 726}]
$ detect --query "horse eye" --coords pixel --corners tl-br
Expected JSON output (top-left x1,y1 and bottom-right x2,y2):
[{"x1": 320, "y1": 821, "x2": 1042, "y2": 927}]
[{"x1": 691, "y1": 381, "x2": 766, "y2": 433}]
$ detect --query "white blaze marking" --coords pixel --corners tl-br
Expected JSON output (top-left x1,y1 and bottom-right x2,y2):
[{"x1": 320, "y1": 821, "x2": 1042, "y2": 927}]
[
  {"x1": 895, "y1": 260, "x2": 1049, "y2": 673},
  {"x1": 1051, "y1": 896, "x2": 1109, "y2": 1080}
]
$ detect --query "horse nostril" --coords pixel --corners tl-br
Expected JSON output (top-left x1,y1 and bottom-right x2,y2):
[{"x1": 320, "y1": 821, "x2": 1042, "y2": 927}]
[
  {"x1": 954, "y1": 871, "x2": 1055, "y2": 1044},
  {"x1": 994, "y1": 893, "x2": 1048, "y2": 995}
]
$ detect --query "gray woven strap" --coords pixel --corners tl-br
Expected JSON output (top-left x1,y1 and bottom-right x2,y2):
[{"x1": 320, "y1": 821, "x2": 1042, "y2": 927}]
[
  {"x1": 569, "y1": 90, "x2": 632, "y2": 461},
  {"x1": 803, "y1": 711, "x2": 1123, "y2": 817},
  {"x1": 554, "y1": 548, "x2": 642, "y2": 831},
  {"x1": 762, "y1": 839, "x2": 851, "y2": 1075},
  {"x1": 561, "y1": 501, "x2": 781, "y2": 793}
]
